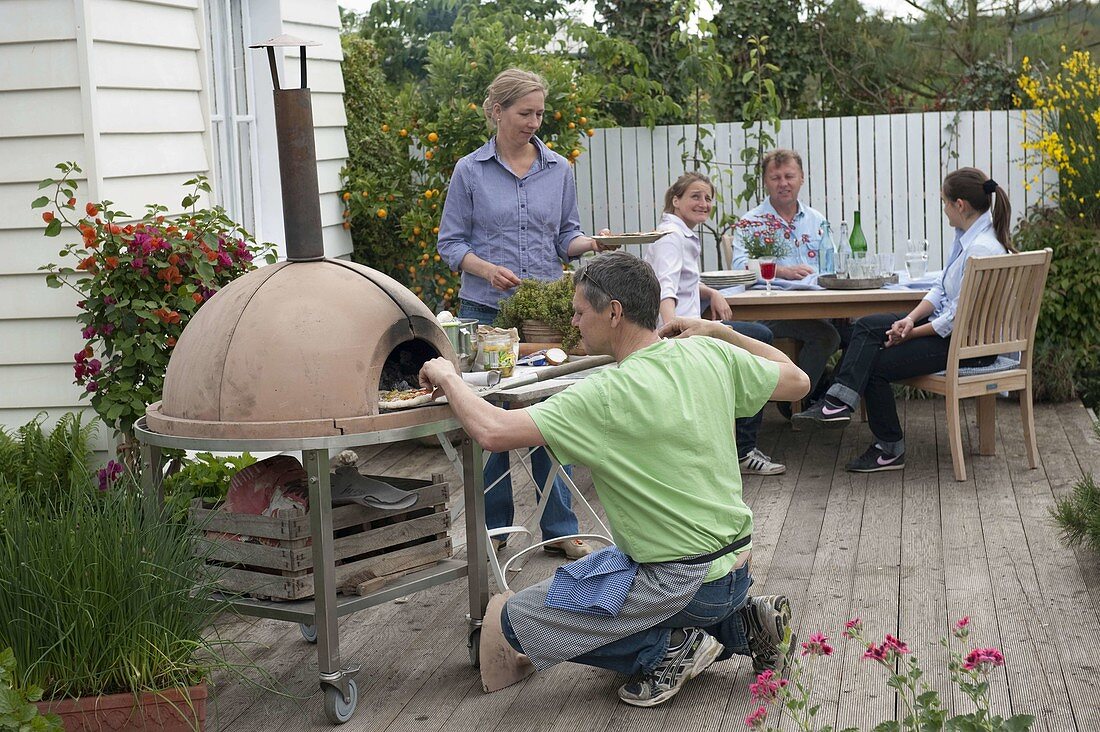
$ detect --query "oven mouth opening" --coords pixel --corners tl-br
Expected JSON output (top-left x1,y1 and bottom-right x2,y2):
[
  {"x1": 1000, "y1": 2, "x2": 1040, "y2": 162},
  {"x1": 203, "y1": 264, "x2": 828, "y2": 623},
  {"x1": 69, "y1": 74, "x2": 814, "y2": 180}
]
[{"x1": 377, "y1": 339, "x2": 441, "y2": 410}]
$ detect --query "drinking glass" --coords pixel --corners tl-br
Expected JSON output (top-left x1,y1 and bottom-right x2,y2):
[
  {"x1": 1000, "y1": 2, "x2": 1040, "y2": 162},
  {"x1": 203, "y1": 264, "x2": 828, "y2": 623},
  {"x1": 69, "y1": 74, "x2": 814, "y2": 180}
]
[
  {"x1": 877, "y1": 252, "x2": 894, "y2": 278},
  {"x1": 759, "y1": 257, "x2": 777, "y2": 294},
  {"x1": 849, "y1": 251, "x2": 867, "y2": 279},
  {"x1": 904, "y1": 239, "x2": 928, "y2": 280}
]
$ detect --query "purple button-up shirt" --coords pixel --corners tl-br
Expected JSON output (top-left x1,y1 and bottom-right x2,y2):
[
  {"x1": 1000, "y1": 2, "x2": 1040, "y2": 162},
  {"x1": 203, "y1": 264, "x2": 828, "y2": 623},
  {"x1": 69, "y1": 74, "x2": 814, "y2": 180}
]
[{"x1": 437, "y1": 136, "x2": 586, "y2": 309}]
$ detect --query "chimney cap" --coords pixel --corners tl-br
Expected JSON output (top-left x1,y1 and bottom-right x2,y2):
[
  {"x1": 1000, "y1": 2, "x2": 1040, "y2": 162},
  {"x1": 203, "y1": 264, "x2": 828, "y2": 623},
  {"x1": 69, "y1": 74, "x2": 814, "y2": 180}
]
[{"x1": 249, "y1": 34, "x2": 321, "y2": 49}]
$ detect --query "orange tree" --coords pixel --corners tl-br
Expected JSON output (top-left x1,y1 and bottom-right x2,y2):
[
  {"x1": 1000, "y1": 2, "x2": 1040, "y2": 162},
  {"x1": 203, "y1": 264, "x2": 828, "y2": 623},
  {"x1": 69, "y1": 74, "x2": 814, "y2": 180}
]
[{"x1": 341, "y1": 5, "x2": 674, "y2": 311}]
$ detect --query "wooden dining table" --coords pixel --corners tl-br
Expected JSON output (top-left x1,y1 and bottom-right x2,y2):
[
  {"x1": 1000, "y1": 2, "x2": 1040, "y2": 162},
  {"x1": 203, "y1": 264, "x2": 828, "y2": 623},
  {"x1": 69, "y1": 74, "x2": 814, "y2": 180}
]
[{"x1": 720, "y1": 286, "x2": 929, "y2": 321}]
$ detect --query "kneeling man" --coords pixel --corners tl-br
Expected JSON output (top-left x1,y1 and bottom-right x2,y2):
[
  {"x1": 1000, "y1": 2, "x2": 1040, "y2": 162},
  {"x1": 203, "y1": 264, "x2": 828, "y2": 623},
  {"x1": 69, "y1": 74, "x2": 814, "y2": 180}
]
[{"x1": 419, "y1": 252, "x2": 809, "y2": 706}]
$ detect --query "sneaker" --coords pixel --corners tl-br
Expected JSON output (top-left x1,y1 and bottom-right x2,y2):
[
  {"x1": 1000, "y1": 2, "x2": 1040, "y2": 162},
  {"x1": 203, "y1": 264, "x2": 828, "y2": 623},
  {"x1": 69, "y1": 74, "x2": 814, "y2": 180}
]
[
  {"x1": 845, "y1": 444, "x2": 905, "y2": 473},
  {"x1": 792, "y1": 398, "x2": 852, "y2": 428},
  {"x1": 739, "y1": 448, "x2": 786, "y2": 476},
  {"x1": 617, "y1": 628, "x2": 724, "y2": 707},
  {"x1": 490, "y1": 537, "x2": 508, "y2": 553},
  {"x1": 740, "y1": 595, "x2": 794, "y2": 673},
  {"x1": 543, "y1": 538, "x2": 593, "y2": 559}
]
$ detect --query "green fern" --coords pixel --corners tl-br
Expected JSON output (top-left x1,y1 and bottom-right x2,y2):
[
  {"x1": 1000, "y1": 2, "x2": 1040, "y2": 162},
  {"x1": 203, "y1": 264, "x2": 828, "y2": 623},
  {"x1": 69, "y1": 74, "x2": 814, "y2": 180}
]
[
  {"x1": 0, "y1": 413, "x2": 99, "y2": 508},
  {"x1": 1050, "y1": 473, "x2": 1100, "y2": 553}
]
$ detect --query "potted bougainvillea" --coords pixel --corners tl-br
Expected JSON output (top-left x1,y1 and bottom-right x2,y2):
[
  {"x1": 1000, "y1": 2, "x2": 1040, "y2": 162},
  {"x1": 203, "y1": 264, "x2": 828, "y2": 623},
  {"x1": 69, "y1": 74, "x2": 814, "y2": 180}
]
[{"x1": 33, "y1": 162, "x2": 275, "y2": 462}]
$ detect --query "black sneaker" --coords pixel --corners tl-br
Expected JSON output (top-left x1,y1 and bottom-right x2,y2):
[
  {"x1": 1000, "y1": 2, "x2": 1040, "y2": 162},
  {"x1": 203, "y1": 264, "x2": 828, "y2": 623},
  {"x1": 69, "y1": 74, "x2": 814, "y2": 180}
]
[
  {"x1": 792, "y1": 399, "x2": 852, "y2": 428},
  {"x1": 846, "y1": 444, "x2": 905, "y2": 473},
  {"x1": 740, "y1": 595, "x2": 795, "y2": 673},
  {"x1": 617, "y1": 628, "x2": 724, "y2": 707}
]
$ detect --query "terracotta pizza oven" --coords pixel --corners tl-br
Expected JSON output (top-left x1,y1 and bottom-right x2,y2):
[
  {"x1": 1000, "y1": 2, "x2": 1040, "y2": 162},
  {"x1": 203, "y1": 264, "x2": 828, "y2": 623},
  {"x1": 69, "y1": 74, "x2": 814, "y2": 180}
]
[{"x1": 145, "y1": 35, "x2": 457, "y2": 440}]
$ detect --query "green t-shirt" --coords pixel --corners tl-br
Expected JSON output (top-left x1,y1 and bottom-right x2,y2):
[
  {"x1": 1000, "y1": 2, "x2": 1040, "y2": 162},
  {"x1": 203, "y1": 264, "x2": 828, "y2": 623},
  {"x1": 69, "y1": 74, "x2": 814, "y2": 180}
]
[{"x1": 529, "y1": 335, "x2": 780, "y2": 581}]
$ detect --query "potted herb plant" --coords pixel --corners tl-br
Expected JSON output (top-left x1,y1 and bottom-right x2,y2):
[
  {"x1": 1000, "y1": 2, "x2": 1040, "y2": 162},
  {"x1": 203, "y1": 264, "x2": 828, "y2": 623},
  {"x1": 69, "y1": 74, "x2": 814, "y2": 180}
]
[
  {"x1": 494, "y1": 276, "x2": 582, "y2": 352},
  {"x1": 0, "y1": 414, "x2": 235, "y2": 731}
]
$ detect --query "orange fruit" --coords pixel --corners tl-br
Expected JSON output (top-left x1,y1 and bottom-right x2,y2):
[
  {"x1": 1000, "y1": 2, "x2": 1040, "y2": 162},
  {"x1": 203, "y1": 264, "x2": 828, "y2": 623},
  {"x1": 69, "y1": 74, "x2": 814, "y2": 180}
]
[
  {"x1": 362, "y1": 191, "x2": 369, "y2": 197},
  {"x1": 468, "y1": 102, "x2": 478, "y2": 111},
  {"x1": 554, "y1": 111, "x2": 562, "y2": 120},
  {"x1": 413, "y1": 226, "x2": 421, "y2": 236},
  {"x1": 382, "y1": 124, "x2": 390, "y2": 132},
  {"x1": 570, "y1": 149, "x2": 580, "y2": 158},
  {"x1": 342, "y1": 221, "x2": 351, "y2": 230},
  {"x1": 342, "y1": 192, "x2": 351, "y2": 201},
  {"x1": 575, "y1": 106, "x2": 582, "y2": 114},
  {"x1": 568, "y1": 122, "x2": 575, "y2": 129},
  {"x1": 547, "y1": 141, "x2": 555, "y2": 149},
  {"x1": 586, "y1": 128, "x2": 595, "y2": 137},
  {"x1": 399, "y1": 128, "x2": 408, "y2": 137},
  {"x1": 427, "y1": 132, "x2": 439, "y2": 143},
  {"x1": 377, "y1": 208, "x2": 387, "y2": 218},
  {"x1": 424, "y1": 190, "x2": 433, "y2": 199},
  {"x1": 579, "y1": 117, "x2": 588, "y2": 124},
  {"x1": 425, "y1": 150, "x2": 434, "y2": 160},
  {"x1": 432, "y1": 226, "x2": 439, "y2": 234}
]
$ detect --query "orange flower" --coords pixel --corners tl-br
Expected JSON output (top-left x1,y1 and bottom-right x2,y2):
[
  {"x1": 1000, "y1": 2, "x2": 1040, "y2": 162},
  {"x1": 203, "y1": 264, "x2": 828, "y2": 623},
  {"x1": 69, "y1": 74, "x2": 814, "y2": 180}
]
[
  {"x1": 157, "y1": 265, "x2": 183, "y2": 285},
  {"x1": 83, "y1": 345, "x2": 94, "y2": 358},
  {"x1": 192, "y1": 292, "x2": 203, "y2": 304},
  {"x1": 67, "y1": 197, "x2": 76, "y2": 206},
  {"x1": 107, "y1": 224, "x2": 122, "y2": 235},
  {"x1": 153, "y1": 307, "x2": 181, "y2": 325},
  {"x1": 86, "y1": 203, "x2": 99, "y2": 217},
  {"x1": 168, "y1": 253, "x2": 180, "y2": 265},
  {"x1": 76, "y1": 256, "x2": 98, "y2": 273},
  {"x1": 42, "y1": 211, "x2": 54, "y2": 223},
  {"x1": 104, "y1": 256, "x2": 119, "y2": 269},
  {"x1": 166, "y1": 336, "x2": 177, "y2": 347}
]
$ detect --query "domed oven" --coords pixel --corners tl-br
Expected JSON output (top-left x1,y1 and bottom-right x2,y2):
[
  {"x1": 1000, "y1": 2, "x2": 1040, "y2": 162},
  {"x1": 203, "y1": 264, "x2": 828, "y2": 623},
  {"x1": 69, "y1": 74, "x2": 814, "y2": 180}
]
[{"x1": 135, "y1": 36, "x2": 487, "y2": 726}]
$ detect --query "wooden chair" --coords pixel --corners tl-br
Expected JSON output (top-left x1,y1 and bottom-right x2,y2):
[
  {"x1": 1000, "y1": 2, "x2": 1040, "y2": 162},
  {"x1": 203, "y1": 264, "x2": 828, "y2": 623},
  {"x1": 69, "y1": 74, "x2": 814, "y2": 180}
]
[{"x1": 901, "y1": 248, "x2": 1052, "y2": 482}]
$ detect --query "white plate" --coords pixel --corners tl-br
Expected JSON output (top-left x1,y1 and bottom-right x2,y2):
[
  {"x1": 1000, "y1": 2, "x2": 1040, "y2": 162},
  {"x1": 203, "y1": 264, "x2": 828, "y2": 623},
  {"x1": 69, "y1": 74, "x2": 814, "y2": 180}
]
[{"x1": 701, "y1": 269, "x2": 754, "y2": 278}]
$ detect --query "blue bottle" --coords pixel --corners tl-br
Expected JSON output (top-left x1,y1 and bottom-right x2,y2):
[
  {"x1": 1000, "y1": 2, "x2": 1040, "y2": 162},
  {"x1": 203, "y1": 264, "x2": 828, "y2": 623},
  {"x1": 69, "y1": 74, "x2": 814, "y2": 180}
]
[{"x1": 819, "y1": 220, "x2": 836, "y2": 275}]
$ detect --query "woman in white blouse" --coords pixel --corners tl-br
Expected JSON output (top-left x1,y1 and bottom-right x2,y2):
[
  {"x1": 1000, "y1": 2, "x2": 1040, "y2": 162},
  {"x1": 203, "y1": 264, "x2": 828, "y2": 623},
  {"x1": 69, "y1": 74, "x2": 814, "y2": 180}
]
[
  {"x1": 644, "y1": 172, "x2": 785, "y2": 476},
  {"x1": 793, "y1": 168, "x2": 1016, "y2": 472}
]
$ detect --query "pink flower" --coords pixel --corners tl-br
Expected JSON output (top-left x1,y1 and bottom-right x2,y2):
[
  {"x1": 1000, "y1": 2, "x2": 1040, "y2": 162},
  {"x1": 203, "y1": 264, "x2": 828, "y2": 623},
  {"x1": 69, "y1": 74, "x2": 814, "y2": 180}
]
[
  {"x1": 863, "y1": 643, "x2": 889, "y2": 662},
  {"x1": 801, "y1": 632, "x2": 834, "y2": 656},
  {"x1": 86, "y1": 358, "x2": 101, "y2": 376},
  {"x1": 962, "y1": 647, "x2": 1005, "y2": 672},
  {"x1": 844, "y1": 617, "x2": 863, "y2": 638},
  {"x1": 749, "y1": 669, "x2": 788, "y2": 703},
  {"x1": 745, "y1": 705, "x2": 768, "y2": 730},
  {"x1": 86, "y1": 380, "x2": 98, "y2": 392},
  {"x1": 81, "y1": 325, "x2": 97, "y2": 339},
  {"x1": 131, "y1": 257, "x2": 145, "y2": 269},
  {"x1": 74, "y1": 362, "x2": 87, "y2": 379},
  {"x1": 953, "y1": 616, "x2": 971, "y2": 639},
  {"x1": 884, "y1": 634, "x2": 910, "y2": 655}
]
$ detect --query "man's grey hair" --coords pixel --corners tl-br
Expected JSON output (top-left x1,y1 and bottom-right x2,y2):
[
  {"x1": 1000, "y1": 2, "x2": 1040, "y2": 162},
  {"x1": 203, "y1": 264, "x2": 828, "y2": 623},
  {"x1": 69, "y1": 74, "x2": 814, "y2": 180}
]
[{"x1": 572, "y1": 252, "x2": 660, "y2": 330}]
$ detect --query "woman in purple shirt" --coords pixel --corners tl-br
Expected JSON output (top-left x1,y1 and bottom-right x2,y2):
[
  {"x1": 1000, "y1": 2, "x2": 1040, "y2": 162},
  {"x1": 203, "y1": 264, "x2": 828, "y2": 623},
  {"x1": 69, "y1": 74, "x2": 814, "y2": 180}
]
[{"x1": 438, "y1": 69, "x2": 605, "y2": 560}]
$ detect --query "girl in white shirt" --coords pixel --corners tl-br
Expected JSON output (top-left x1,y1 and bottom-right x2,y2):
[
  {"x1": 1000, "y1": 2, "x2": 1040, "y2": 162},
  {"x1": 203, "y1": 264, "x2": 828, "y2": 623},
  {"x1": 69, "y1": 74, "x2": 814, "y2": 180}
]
[
  {"x1": 644, "y1": 173, "x2": 784, "y2": 476},
  {"x1": 793, "y1": 168, "x2": 1016, "y2": 472}
]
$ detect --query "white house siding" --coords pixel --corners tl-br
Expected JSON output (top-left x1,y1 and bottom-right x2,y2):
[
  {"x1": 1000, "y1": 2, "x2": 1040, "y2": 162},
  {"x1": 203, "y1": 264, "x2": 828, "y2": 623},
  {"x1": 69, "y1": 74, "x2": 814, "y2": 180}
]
[{"x1": 0, "y1": 0, "x2": 353, "y2": 451}]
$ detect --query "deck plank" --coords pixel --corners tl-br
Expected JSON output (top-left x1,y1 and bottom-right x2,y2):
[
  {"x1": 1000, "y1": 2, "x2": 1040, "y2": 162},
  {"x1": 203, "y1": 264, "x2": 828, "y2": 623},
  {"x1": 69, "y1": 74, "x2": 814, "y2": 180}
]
[{"x1": 207, "y1": 402, "x2": 1100, "y2": 732}]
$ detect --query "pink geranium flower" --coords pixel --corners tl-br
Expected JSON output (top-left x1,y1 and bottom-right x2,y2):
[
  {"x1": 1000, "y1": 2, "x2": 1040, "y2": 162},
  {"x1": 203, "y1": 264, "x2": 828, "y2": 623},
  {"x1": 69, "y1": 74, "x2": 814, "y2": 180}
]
[
  {"x1": 745, "y1": 705, "x2": 768, "y2": 730},
  {"x1": 863, "y1": 642, "x2": 889, "y2": 662},
  {"x1": 749, "y1": 669, "x2": 788, "y2": 703},
  {"x1": 884, "y1": 634, "x2": 910, "y2": 655},
  {"x1": 963, "y1": 647, "x2": 1005, "y2": 672},
  {"x1": 801, "y1": 632, "x2": 834, "y2": 656},
  {"x1": 953, "y1": 616, "x2": 971, "y2": 639}
]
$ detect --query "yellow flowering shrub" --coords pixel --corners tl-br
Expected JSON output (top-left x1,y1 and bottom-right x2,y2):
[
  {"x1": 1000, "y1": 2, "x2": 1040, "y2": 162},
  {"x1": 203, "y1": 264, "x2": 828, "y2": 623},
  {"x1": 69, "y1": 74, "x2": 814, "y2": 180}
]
[{"x1": 1017, "y1": 49, "x2": 1100, "y2": 225}]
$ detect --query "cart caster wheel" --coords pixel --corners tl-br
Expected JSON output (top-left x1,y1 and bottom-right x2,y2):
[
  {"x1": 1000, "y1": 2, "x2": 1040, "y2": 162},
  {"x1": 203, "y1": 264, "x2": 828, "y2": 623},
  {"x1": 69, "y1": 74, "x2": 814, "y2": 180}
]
[
  {"x1": 323, "y1": 679, "x2": 357, "y2": 724},
  {"x1": 299, "y1": 623, "x2": 318, "y2": 643},
  {"x1": 468, "y1": 628, "x2": 481, "y2": 668}
]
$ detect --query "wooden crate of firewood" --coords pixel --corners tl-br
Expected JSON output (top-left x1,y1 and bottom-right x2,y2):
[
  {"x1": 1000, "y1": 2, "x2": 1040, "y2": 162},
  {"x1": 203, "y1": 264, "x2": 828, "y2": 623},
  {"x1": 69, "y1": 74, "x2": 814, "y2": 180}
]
[{"x1": 190, "y1": 472, "x2": 452, "y2": 601}]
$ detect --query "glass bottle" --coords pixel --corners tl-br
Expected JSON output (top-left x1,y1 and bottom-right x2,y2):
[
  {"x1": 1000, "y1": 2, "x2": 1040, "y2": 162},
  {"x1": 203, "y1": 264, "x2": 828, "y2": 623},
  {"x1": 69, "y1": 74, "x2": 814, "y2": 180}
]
[
  {"x1": 819, "y1": 221, "x2": 836, "y2": 275},
  {"x1": 837, "y1": 221, "x2": 851, "y2": 277},
  {"x1": 849, "y1": 210, "x2": 869, "y2": 254}
]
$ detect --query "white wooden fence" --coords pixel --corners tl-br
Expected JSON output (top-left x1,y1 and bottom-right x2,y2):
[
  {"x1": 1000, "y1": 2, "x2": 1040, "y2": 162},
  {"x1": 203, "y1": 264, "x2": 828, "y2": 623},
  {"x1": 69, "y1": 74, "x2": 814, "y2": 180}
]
[{"x1": 574, "y1": 110, "x2": 1056, "y2": 271}]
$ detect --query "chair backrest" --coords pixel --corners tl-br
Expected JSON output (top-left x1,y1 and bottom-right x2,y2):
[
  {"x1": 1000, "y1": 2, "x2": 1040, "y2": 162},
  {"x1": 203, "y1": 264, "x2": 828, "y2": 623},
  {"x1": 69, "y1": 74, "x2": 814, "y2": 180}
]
[{"x1": 947, "y1": 248, "x2": 1052, "y2": 370}]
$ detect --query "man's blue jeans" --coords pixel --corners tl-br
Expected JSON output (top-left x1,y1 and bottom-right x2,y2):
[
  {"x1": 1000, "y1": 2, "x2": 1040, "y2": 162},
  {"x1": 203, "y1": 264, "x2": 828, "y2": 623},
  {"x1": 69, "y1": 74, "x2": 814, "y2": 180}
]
[
  {"x1": 502, "y1": 563, "x2": 753, "y2": 676},
  {"x1": 459, "y1": 300, "x2": 579, "y2": 540}
]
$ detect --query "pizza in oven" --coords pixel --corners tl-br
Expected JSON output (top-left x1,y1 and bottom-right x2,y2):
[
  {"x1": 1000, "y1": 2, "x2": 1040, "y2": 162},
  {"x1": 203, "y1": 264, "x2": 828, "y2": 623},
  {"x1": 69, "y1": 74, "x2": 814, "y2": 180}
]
[{"x1": 378, "y1": 386, "x2": 435, "y2": 411}]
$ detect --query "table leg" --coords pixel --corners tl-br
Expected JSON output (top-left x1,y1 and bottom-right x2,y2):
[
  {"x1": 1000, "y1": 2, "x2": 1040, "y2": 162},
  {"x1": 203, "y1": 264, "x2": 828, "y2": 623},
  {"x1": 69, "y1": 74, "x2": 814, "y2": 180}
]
[{"x1": 462, "y1": 436, "x2": 490, "y2": 623}]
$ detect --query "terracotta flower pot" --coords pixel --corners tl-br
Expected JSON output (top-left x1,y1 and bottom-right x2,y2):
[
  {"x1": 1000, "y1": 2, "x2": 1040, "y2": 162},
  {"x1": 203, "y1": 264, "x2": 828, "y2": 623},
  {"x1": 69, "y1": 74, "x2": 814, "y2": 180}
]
[
  {"x1": 520, "y1": 319, "x2": 564, "y2": 344},
  {"x1": 37, "y1": 683, "x2": 207, "y2": 732}
]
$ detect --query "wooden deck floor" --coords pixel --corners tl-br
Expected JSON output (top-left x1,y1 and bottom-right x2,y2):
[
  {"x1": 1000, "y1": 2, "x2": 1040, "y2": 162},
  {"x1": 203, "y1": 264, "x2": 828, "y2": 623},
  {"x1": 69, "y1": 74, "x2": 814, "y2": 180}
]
[{"x1": 206, "y1": 399, "x2": 1100, "y2": 732}]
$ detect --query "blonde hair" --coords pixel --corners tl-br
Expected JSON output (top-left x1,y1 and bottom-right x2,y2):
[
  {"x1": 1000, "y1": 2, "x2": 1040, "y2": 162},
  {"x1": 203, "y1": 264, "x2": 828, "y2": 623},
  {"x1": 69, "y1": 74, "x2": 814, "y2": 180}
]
[
  {"x1": 663, "y1": 172, "x2": 715, "y2": 213},
  {"x1": 483, "y1": 69, "x2": 548, "y2": 130}
]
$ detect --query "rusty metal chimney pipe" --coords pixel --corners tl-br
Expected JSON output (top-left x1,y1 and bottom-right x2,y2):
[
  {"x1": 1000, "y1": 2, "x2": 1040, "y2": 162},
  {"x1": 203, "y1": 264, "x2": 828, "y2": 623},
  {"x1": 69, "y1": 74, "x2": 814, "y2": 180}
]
[{"x1": 251, "y1": 36, "x2": 325, "y2": 262}]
